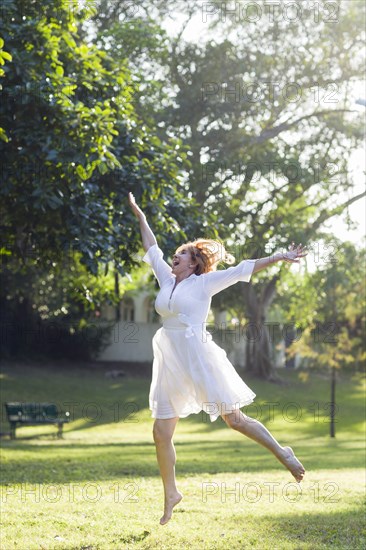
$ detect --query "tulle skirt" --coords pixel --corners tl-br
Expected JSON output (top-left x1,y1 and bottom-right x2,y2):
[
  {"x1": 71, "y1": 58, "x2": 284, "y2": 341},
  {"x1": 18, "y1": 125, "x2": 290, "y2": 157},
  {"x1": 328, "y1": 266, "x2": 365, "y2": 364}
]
[{"x1": 149, "y1": 326, "x2": 256, "y2": 422}]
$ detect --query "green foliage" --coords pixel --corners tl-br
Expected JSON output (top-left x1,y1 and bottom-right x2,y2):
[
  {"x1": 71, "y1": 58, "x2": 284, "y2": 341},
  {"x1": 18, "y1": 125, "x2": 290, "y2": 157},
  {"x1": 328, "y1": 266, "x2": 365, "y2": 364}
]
[
  {"x1": 277, "y1": 240, "x2": 366, "y2": 371},
  {"x1": 164, "y1": 15, "x2": 364, "y2": 246},
  {"x1": 0, "y1": 0, "x2": 201, "y2": 359},
  {"x1": 2, "y1": 0, "x2": 365, "y2": 372},
  {"x1": 0, "y1": 250, "x2": 116, "y2": 359},
  {"x1": 151, "y1": 0, "x2": 365, "y2": 377},
  {"x1": 0, "y1": 36, "x2": 12, "y2": 142},
  {"x1": 0, "y1": 0, "x2": 192, "y2": 275}
]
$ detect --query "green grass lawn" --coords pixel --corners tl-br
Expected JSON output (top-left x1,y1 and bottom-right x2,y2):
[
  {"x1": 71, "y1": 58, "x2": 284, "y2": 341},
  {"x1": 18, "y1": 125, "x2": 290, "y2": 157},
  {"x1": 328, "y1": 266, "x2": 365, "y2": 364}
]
[{"x1": 0, "y1": 362, "x2": 365, "y2": 550}]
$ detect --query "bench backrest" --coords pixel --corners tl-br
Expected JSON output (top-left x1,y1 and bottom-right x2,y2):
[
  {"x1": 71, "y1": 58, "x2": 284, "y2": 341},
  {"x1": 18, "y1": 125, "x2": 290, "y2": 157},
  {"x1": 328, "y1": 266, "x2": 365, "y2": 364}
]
[{"x1": 5, "y1": 402, "x2": 60, "y2": 421}]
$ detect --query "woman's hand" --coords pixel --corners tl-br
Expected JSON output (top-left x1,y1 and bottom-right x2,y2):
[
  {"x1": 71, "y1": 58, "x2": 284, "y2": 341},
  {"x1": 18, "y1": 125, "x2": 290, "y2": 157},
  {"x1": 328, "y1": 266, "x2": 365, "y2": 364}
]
[
  {"x1": 128, "y1": 192, "x2": 157, "y2": 251},
  {"x1": 280, "y1": 242, "x2": 308, "y2": 263},
  {"x1": 128, "y1": 192, "x2": 146, "y2": 220}
]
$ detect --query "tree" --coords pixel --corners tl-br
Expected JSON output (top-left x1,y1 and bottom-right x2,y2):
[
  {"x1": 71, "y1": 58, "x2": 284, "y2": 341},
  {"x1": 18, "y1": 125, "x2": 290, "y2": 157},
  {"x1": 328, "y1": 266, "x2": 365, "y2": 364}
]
[
  {"x1": 0, "y1": 250, "x2": 115, "y2": 359},
  {"x1": 99, "y1": 0, "x2": 365, "y2": 379},
  {"x1": 277, "y1": 239, "x2": 366, "y2": 435},
  {"x1": 0, "y1": 0, "x2": 193, "y2": 276},
  {"x1": 0, "y1": 0, "x2": 200, "y2": 359},
  {"x1": 89, "y1": 0, "x2": 366, "y2": 378}
]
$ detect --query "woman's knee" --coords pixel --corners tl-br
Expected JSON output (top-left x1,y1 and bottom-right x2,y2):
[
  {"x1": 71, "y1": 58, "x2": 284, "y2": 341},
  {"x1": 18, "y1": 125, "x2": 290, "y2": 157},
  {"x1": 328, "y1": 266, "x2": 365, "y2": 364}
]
[
  {"x1": 153, "y1": 418, "x2": 177, "y2": 443},
  {"x1": 153, "y1": 423, "x2": 166, "y2": 443},
  {"x1": 222, "y1": 410, "x2": 242, "y2": 430}
]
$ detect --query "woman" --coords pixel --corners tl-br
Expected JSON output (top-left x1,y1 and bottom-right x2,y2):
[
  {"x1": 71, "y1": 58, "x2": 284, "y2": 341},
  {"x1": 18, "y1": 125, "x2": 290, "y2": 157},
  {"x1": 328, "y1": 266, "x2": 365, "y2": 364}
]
[{"x1": 128, "y1": 192, "x2": 306, "y2": 525}]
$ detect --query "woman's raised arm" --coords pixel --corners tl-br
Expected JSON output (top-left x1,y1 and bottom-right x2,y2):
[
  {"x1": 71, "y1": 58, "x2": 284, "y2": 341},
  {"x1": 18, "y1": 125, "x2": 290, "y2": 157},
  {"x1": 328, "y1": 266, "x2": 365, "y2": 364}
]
[
  {"x1": 128, "y1": 192, "x2": 157, "y2": 252},
  {"x1": 252, "y1": 242, "x2": 308, "y2": 274}
]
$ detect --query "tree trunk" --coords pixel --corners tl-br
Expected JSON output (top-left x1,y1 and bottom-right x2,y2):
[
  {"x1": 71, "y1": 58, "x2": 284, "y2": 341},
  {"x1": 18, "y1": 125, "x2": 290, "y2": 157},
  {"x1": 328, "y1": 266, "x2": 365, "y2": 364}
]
[
  {"x1": 114, "y1": 267, "x2": 120, "y2": 322},
  {"x1": 243, "y1": 277, "x2": 280, "y2": 380},
  {"x1": 246, "y1": 316, "x2": 279, "y2": 380}
]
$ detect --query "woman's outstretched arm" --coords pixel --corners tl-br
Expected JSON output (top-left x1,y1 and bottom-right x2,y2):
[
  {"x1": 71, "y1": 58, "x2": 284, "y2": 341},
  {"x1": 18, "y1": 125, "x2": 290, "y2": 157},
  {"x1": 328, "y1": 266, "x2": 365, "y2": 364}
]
[
  {"x1": 128, "y1": 192, "x2": 157, "y2": 252},
  {"x1": 252, "y1": 242, "x2": 307, "y2": 274}
]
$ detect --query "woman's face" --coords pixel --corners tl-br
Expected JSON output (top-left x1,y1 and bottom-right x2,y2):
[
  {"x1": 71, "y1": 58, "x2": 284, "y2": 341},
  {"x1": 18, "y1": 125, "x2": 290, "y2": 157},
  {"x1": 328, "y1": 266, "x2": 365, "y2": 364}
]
[{"x1": 171, "y1": 248, "x2": 195, "y2": 275}]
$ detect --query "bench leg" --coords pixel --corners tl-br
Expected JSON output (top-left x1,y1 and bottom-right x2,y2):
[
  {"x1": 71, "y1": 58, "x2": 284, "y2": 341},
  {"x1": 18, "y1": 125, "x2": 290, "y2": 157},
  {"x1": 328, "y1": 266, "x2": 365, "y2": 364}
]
[
  {"x1": 10, "y1": 423, "x2": 16, "y2": 440},
  {"x1": 57, "y1": 423, "x2": 64, "y2": 439}
]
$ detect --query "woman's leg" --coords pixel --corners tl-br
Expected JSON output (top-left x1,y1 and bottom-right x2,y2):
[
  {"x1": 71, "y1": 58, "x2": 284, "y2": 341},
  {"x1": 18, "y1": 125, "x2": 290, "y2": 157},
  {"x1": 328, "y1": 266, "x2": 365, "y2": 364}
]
[
  {"x1": 221, "y1": 410, "x2": 305, "y2": 482},
  {"x1": 153, "y1": 416, "x2": 183, "y2": 525}
]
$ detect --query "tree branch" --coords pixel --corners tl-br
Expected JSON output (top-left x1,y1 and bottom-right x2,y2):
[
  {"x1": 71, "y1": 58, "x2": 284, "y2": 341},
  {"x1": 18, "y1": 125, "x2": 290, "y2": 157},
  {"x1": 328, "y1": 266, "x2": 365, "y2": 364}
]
[
  {"x1": 252, "y1": 110, "x2": 357, "y2": 145},
  {"x1": 307, "y1": 190, "x2": 366, "y2": 234}
]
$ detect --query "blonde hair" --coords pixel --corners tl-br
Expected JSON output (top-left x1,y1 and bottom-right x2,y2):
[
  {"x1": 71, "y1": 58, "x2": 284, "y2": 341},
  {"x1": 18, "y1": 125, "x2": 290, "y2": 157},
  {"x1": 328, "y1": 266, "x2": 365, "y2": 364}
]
[{"x1": 176, "y1": 239, "x2": 235, "y2": 275}]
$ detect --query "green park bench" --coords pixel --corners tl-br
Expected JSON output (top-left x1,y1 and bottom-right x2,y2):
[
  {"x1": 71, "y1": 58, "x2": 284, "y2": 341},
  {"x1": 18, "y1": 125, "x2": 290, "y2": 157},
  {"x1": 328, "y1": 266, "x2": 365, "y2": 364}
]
[{"x1": 5, "y1": 402, "x2": 70, "y2": 439}]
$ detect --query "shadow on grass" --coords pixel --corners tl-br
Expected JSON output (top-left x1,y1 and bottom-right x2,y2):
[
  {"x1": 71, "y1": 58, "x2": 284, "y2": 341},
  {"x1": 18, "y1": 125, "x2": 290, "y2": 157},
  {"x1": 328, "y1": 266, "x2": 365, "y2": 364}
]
[
  {"x1": 182, "y1": 394, "x2": 366, "y2": 438},
  {"x1": 1, "y1": 365, "x2": 364, "y2": 439},
  {"x1": 222, "y1": 508, "x2": 366, "y2": 549},
  {"x1": 2, "y1": 392, "x2": 363, "y2": 439},
  {"x1": 1, "y1": 437, "x2": 364, "y2": 484},
  {"x1": 78, "y1": 505, "x2": 366, "y2": 550}
]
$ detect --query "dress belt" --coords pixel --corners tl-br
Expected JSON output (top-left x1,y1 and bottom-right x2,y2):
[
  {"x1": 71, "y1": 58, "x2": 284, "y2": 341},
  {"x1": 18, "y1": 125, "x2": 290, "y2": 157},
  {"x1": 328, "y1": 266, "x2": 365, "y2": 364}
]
[{"x1": 163, "y1": 313, "x2": 206, "y2": 339}]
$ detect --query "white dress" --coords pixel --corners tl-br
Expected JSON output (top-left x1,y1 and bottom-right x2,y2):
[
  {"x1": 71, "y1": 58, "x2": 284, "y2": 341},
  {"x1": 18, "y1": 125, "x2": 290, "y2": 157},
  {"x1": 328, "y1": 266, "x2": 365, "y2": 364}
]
[{"x1": 142, "y1": 244, "x2": 257, "y2": 422}]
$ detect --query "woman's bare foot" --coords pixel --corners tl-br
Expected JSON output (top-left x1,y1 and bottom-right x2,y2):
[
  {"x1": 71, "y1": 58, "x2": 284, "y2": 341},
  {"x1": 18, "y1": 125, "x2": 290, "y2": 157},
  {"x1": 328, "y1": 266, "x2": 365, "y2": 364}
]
[
  {"x1": 160, "y1": 491, "x2": 183, "y2": 525},
  {"x1": 279, "y1": 446, "x2": 305, "y2": 483}
]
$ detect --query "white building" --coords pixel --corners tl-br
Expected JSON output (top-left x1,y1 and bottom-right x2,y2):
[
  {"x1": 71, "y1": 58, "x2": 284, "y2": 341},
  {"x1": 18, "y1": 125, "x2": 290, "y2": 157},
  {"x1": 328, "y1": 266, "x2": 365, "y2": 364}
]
[{"x1": 96, "y1": 291, "x2": 291, "y2": 369}]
